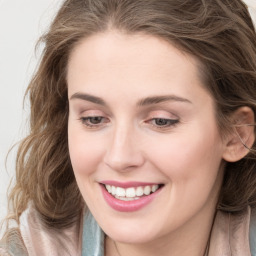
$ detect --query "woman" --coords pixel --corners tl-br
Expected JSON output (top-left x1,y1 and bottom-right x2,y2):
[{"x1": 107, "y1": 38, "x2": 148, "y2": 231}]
[{"x1": 1, "y1": 0, "x2": 256, "y2": 255}]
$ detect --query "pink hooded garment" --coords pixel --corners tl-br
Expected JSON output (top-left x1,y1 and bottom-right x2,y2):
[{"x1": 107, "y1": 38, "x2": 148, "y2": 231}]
[{"x1": 0, "y1": 204, "x2": 255, "y2": 256}]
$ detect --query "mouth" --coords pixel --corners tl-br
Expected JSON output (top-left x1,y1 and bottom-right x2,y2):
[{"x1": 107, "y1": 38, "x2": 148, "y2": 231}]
[
  {"x1": 103, "y1": 183, "x2": 163, "y2": 201},
  {"x1": 99, "y1": 181, "x2": 164, "y2": 212}
]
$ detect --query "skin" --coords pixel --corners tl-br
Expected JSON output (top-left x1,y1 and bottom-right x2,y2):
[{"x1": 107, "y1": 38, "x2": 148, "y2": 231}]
[{"x1": 67, "y1": 31, "x2": 230, "y2": 256}]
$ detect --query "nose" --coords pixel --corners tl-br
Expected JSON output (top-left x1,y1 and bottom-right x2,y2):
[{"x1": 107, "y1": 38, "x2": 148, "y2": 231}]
[{"x1": 103, "y1": 125, "x2": 145, "y2": 172}]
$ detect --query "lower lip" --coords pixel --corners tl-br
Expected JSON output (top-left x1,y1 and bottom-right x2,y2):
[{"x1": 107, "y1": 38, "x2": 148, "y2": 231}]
[{"x1": 100, "y1": 185, "x2": 162, "y2": 212}]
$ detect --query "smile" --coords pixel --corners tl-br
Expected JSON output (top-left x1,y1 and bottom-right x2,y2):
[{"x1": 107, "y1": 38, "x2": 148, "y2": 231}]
[
  {"x1": 105, "y1": 184, "x2": 160, "y2": 201},
  {"x1": 100, "y1": 182, "x2": 164, "y2": 212}
]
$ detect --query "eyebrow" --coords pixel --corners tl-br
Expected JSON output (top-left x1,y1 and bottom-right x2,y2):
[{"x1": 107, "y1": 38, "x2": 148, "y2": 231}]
[
  {"x1": 70, "y1": 93, "x2": 107, "y2": 106},
  {"x1": 70, "y1": 93, "x2": 192, "y2": 106},
  {"x1": 137, "y1": 95, "x2": 192, "y2": 106}
]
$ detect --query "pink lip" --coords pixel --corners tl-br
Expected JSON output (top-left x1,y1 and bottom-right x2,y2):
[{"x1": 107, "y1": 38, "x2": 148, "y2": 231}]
[
  {"x1": 100, "y1": 183, "x2": 163, "y2": 212},
  {"x1": 100, "y1": 180, "x2": 159, "y2": 188}
]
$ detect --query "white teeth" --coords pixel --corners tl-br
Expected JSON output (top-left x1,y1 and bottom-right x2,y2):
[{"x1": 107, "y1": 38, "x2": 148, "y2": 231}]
[
  {"x1": 116, "y1": 187, "x2": 126, "y2": 197},
  {"x1": 115, "y1": 196, "x2": 140, "y2": 201},
  {"x1": 111, "y1": 186, "x2": 116, "y2": 196},
  {"x1": 136, "y1": 186, "x2": 144, "y2": 196},
  {"x1": 152, "y1": 185, "x2": 159, "y2": 192},
  {"x1": 106, "y1": 185, "x2": 111, "y2": 193},
  {"x1": 144, "y1": 186, "x2": 151, "y2": 195},
  {"x1": 105, "y1": 184, "x2": 161, "y2": 199},
  {"x1": 126, "y1": 187, "x2": 136, "y2": 198}
]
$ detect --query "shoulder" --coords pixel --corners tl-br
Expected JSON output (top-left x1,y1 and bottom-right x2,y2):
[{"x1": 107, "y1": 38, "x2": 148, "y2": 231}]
[
  {"x1": 0, "y1": 228, "x2": 28, "y2": 256},
  {"x1": 1, "y1": 205, "x2": 84, "y2": 256}
]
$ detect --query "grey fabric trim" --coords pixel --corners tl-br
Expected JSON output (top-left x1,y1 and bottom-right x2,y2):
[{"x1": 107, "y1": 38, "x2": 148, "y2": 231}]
[
  {"x1": 250, "y1": 208, "x2": 256, "y2": 256},
  {"x1": 0, "y1": 229, "x2": 28, "y2": 256},
  {"x1": 82, "y1": 210, "x2": 104, "y2": 256}
]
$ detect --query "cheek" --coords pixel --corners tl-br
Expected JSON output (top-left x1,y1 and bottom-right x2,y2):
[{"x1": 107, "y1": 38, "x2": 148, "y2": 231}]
[
  {"x1": 68, "y1": 124, "x2": 105, "y2": 177},
  {"x1": 145, "y1": 129, "x2": 224, "y2": 223},
  {"x1": 146, "y1": 128, "x2": 223, "y2": 184},
  {"x1": 68, "y1": 124, "x2": 107, "y2": 207}
]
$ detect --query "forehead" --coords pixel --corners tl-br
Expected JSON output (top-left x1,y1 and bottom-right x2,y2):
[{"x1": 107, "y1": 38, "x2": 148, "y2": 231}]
[{"x1": 67, "y1": 31, "x2": 210, "y2": 105}]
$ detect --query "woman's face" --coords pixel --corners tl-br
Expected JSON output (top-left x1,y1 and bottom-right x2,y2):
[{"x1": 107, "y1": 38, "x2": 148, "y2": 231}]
[{"x1": 68, "y1": 32, "x2": 227, "y2": 244}]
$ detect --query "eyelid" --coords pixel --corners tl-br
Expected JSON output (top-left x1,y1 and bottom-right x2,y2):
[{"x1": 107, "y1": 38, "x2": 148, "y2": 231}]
[
  {"x1": 147, "y1": 109, "x2": 179, "y2": 119},
  {"x1": 144, "y1": 110, "x2": 180, "y2": 130},
  {"x1": 79, "y1": 109, "x2": 106, "y2": 116},
  {"x1": 77, "y1": 109, "x2": 110, "y2": 129},
  {"x1": 146, "y1": 117, "x2": 179, "y2": 128},
  {"x1": 79, "y1": 116, "x2": 110, "y2": 129}
]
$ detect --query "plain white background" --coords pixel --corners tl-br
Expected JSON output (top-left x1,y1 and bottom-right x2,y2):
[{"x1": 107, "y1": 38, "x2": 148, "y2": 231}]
[
  {"x1": 0, "y1": 0, "x2": 255, "y2": 234},
  {"x1": 0, "y1": 0, "x2": 64, "y2": 231}
]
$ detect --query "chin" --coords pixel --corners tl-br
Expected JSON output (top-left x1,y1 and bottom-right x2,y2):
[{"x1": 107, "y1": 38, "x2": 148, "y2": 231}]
[
  {"x1": 101, "y1": 218, "x2": 161, "y2": 244},
  {"x1": 107, "y1": 230, "x2": 155, "y2": 244}
]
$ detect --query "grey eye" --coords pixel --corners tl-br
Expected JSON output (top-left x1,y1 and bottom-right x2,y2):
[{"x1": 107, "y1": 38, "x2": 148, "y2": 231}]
[
  {"x1": 88, "y1": 116, "x2": 104, "y2": 124},
  {"x1": 153, "y1": 118, "x2": 179, "y2": 126}
]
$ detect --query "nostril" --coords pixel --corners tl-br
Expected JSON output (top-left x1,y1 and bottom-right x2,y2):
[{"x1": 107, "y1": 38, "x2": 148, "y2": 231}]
[
  {"x1": 103, "y1": 135, "x2": 145, "y2": 171},
  {"x1": 104, "y1": 157, "x2": 144, "y2": 173}
]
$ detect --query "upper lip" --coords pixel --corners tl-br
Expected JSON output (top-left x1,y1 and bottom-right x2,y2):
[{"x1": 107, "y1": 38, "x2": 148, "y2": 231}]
[{"x1": 100, "y1": 180, "x2": 163, "y2": 188}]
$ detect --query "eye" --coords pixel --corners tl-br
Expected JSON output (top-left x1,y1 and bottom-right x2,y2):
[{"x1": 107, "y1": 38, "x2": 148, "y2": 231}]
[
  {"x1": 79, "y1": 116, "x2": 109, "y2": 128},
  {"x1": 147, "y1": 118, "x2": 179, "y2": 129}
]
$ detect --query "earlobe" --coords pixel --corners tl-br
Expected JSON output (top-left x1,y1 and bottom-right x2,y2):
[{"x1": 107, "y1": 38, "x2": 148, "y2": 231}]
[{"x1": 222, "y1": 106, "x2": 255, "y2": 162}]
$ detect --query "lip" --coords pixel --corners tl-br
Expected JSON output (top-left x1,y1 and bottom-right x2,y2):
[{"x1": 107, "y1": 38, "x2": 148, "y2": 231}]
[{"x1": 100, "y1": 183, "x2": 163, "y2": 212}]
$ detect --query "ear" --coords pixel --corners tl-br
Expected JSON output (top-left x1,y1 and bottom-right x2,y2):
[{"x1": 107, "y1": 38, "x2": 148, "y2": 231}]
[{"x1": 222, "y1": 106, "x2": 255, "y2": 162}]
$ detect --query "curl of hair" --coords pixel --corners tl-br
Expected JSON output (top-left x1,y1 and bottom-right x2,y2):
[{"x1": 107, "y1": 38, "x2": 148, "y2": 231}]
[{"x1": 5, "y1": 0, "x2": 256, "y2": 231}]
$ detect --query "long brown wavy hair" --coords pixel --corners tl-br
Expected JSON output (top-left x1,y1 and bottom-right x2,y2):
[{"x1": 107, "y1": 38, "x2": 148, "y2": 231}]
[{"x1": 3, "y1": 0, "x2": 256, "y2": 232}]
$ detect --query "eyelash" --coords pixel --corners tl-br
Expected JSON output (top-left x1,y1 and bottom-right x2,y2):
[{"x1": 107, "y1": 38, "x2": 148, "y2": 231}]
[
  {"x1": 78, "y1": 116, "x2": 179, "y2": 130},
  {"x1": 79, "y1": 116, "x2": 108, "y2": 128},
  {"x1": 147, "y1": 118, "x2": 179, "y2": 129}
]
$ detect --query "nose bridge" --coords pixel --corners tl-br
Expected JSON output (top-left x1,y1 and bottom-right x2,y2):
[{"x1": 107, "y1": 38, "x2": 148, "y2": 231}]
[{"x1": 104, "y1": 121, "x2": 144, "y2": 171}]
